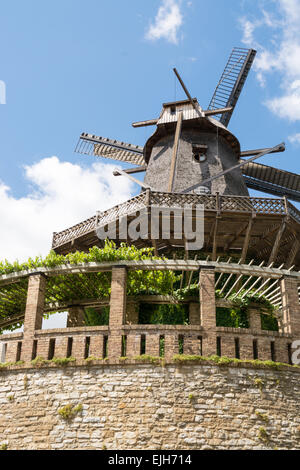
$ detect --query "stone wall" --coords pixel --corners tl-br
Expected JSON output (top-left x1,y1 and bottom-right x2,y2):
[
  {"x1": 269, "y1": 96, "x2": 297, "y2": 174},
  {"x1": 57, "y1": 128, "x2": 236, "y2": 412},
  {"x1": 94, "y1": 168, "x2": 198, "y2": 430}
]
[{"x1": 0, "y1": 361, "x2": 300, "y2": 450}]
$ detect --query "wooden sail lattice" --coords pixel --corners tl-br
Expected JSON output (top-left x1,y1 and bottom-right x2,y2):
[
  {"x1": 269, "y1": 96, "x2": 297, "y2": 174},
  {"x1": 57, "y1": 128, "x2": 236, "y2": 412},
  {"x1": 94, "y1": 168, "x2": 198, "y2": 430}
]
[
  {"x1": 208, "y1": 47, "x2": 257, "y2": 127},
  {"x1": 75, "y1": 133, "x2": 145, "y2": 167}
]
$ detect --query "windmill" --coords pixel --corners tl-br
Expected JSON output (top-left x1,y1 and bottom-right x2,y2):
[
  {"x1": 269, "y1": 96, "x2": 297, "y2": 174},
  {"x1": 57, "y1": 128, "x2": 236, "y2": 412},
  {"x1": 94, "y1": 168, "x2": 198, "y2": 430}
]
[
  {"x1": 52, "y1": 47, "x2": 300, "y2": 270},
  {"x1": 74, "y1": 47, "x2": 299, "y2": 202}
]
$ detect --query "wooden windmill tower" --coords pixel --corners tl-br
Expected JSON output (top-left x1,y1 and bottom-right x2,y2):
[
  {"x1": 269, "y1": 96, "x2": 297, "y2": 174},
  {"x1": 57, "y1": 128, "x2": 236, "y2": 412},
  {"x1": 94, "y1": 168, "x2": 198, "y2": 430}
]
[{"x1": 52, "y1": 47, "x2": 300, "y2": 269}]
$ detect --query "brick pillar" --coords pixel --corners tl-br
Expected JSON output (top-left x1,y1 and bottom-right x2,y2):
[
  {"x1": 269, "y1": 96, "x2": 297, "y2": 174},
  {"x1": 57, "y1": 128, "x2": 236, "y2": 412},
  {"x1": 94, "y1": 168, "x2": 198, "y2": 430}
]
[
  {"x1": 280, "y1": 276, "x2": 300, "y2": 336},
  {"x1": 183, "y1": 335, "x2": 202, "y2": 355},
  {"x1": 199, "y1": 268, "x2": 216, "y2": 356},
  {"x1": 108, "y1": 334, "x2": 123, "y2": 358},
  {"x1": 54, "y1": 337, "x2": 69, "y2": 358},
  {"x1": 126, "y1": 334, "x2": 141, "y2": 357},
  {"x1": 5, "y1": 341, "x2": 18, "y2": 363},
  {"x1": 248, "y1": 308, "x2": 262, "y2": 332},
  {"x1": 145, "y1": 333, "x2": 160, "y2": 357},
  {"x1": 239, "y1": 335, "x2": 254, "y2": 360},
  {"x1": 72, "y1": 336, "x2": 87, "y2": 359},
  {"x1": 67, "y1": 306, "x2": 86, "y2": 327},
  {"x1": 109, "y1": 266, "x2": 127, "y2": 328},
  {"x1": 22, "y1": 274, "x2": 46, "y2": 362},
  {"x1": 89, "y1": 335, "x2": 104, "y2": 358},
  {"x1": 257, "y1": 338, "x2": 272, "y2": 361},
  {"x1": 189, "y1": 302, "x2": 200, "y2": 325},
  {"x1": 276, "y1": 338, "x2": 290, "y2": 364},
  {"x1": 108, "y1": 266, "x2": 127, "y2": 358},
  {"x1": 221, "y1": 335, "x2": 236, "y2": 359},
  {"x1": 36, "y1": 337, "x2": 49, "y2": 359},
  {"x1": 164, "y1": 333, "x2": 179, "y2": 361}
]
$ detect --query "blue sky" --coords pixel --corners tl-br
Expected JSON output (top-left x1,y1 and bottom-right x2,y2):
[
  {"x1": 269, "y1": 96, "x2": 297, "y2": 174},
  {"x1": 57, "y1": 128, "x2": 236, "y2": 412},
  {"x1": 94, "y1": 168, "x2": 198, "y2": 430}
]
[{"x1": 0, "y1": 0, "x2": 300, "y2": 263}]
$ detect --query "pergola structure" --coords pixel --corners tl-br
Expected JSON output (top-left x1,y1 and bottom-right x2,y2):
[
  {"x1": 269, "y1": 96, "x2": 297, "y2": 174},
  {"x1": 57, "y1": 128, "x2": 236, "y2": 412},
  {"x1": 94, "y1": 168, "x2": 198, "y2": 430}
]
[{"x1": 1, "y1": 259, "x2": 299, "y2": 365}]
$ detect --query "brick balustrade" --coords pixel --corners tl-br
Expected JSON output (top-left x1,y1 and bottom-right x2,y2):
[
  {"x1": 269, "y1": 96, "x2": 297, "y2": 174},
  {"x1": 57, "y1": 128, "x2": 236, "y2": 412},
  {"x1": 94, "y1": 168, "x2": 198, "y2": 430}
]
[{"x1": 1, "y1": 266, "x2": 299, "y2": 365}]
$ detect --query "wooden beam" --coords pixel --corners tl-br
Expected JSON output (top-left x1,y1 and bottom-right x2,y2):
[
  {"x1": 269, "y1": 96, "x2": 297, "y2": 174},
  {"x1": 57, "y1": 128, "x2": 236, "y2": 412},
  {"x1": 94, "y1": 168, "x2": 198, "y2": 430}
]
[
  {"x1": 151, "y1": 239, "x2": 159, "y2": 257},
  {"x1": 203, "y1": 107, "x2": 233, "y2": 117},
  {"x1": 224, "y1": 220, "x2": 249, "y2": 251},
  {"x1": 240, "y1": 214, "x2": 255, "y2": 263},
  {"x1": 250, "y1": 222, "x2": 281, "y2": 249},
  {"x1": 113, "y1": 167, "x2": 152, "y2": 190},
  {"x1": 168, "y1": 111, "x2": 183, "y2": 192},
  {"x1": 212, "y1": 218, "x2": 219, "y2": 261},
  {"x1": 285, "y1": 238, "x2": 300, "y2": 269},
  {"x1": 173, "y1": 68, "x2": 203, "y2": 117},
  {"x1": 268, "y1": 219, "x2": 287, "y2": 265},
  {"x1": 131, "y1": 107, "x2": 233, "y2": 128},
  {"x1": 113, "y1": 166, "x2": 147, "y2": 176},
  {"x1": 132, "y1": 119, "x2": 158, "y2": 128},
  {"x1": 240, "y1": 145, "x2": 285, "y2": 158}
]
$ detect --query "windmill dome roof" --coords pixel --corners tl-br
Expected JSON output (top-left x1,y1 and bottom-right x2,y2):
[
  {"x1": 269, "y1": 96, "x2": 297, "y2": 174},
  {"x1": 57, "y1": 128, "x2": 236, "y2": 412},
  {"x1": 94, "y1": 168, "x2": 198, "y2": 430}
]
[{"x1": 143, "y1": 112, "x2": 241, "y2": 164}]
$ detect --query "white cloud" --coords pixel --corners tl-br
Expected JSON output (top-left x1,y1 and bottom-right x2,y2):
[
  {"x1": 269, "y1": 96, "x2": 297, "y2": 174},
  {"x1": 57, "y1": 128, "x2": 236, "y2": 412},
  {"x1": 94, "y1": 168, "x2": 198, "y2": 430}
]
[
  {"x1": 239, "y1": 17, "x2": 261, "y2": 50},
  {"x1": 145, "y1": 0, "x2": 183, "y2": 45},
  {"x1": 288, "y1": 132, "x2": 300, "y2": 145},
  {"x1": 265, "y1": 81, "x2": 300, "y2": 120},
  {"x1": 0, "y1": 157, "x2": 135, "y2": 263},
  {"x1": 240, "y1": 0, "x2": 300, "y2": 120}
]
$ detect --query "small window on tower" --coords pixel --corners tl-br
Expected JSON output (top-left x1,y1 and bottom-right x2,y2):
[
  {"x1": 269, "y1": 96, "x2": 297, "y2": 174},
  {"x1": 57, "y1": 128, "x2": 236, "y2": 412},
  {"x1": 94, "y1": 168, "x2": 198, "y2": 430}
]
[{"x1": 193, "y1": 144, "x2": 207, "y2": 163}]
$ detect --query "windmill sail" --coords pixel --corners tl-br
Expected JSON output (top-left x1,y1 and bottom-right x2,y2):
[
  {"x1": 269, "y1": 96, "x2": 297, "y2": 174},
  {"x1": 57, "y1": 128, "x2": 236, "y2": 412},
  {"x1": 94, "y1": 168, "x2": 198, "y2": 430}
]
[
  {"x1": 75, "y1": 133, "x2": 145, "y2": 166},
  {"x1": 208, "y1": 47, "x2": 256, "y2": 127},
  {"x1": 242, "y1": 161, "x2": 300, "y2": 202}
]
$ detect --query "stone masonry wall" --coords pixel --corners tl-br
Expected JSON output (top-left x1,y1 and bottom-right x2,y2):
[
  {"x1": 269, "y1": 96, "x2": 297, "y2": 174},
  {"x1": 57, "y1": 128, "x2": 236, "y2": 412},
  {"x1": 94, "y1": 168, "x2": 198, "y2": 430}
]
[{"x1": 0, "y1": 362, "x2": 300, "y2": 450}]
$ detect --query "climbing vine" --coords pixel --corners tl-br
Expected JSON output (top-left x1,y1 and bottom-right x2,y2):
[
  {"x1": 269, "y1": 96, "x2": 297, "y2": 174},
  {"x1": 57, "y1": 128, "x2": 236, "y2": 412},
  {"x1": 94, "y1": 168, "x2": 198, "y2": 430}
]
[{"x1": 0, "y1": 241, "x2": 279, "y2": 332}]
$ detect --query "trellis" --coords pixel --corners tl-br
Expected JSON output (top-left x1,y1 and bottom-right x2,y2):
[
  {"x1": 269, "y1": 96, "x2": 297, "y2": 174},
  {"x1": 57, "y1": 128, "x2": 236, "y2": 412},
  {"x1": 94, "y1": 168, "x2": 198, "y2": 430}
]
[{"x1": 0, "y1": 259, "x2": 299, "y2": 331}]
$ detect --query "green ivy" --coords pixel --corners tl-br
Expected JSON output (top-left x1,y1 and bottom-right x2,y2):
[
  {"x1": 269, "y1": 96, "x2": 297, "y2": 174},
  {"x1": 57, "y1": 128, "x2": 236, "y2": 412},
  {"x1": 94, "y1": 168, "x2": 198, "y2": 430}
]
[
  {"x1": 138, "y1": 303, "x2": 189, "y2": 325},
  {"x1": 0, "y1": 241, "x2": 177, "y2": 332},
  {"x1": 0, "y1": 241, "x2": 280, "y2": 332},
  {"x1": 84, "y1": 307, "x2": 110, "y2": 326}
]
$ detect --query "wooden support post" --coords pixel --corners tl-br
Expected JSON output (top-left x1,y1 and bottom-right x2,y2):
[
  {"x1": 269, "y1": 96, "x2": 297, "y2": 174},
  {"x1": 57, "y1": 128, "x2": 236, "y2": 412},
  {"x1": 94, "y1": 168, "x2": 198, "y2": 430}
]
[
  {"x1": 268, "y1": 219, "x2": 286, "y2": 265},
  {"x1": 199, "y1": 268, "x2": 216, "y2": 356},
  {"x1": 240, "y1": 214, "x2": 255, "y2": 263},
  {"x1": 285, "y1": 239, "x2": 300, "y2": 269},
  {"x1": 151, "y1": 239, "x2": 159, "y2": 257},
  {"x1": 225, "y1": 221, "x2": 248, "y2": 252},
  {"x1": 280, "y1": 276, "x2": 300, "y2": 336},
  {"x1": 211, "y1": 218, "x2": 219, "y2": 261},
  {"x1": 168, "y1": 111, "x2": 183, "y2": 192},
  {"x1": 22, "y1": 273, "x2": 46, "y2": 362}
]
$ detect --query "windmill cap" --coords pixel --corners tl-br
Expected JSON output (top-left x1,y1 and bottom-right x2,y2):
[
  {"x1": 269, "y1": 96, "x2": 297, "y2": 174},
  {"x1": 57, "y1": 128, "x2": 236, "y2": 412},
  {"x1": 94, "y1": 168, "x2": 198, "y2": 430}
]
[{"x1": 143, "y1": 105, "x2": 241, "y2": 164}]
